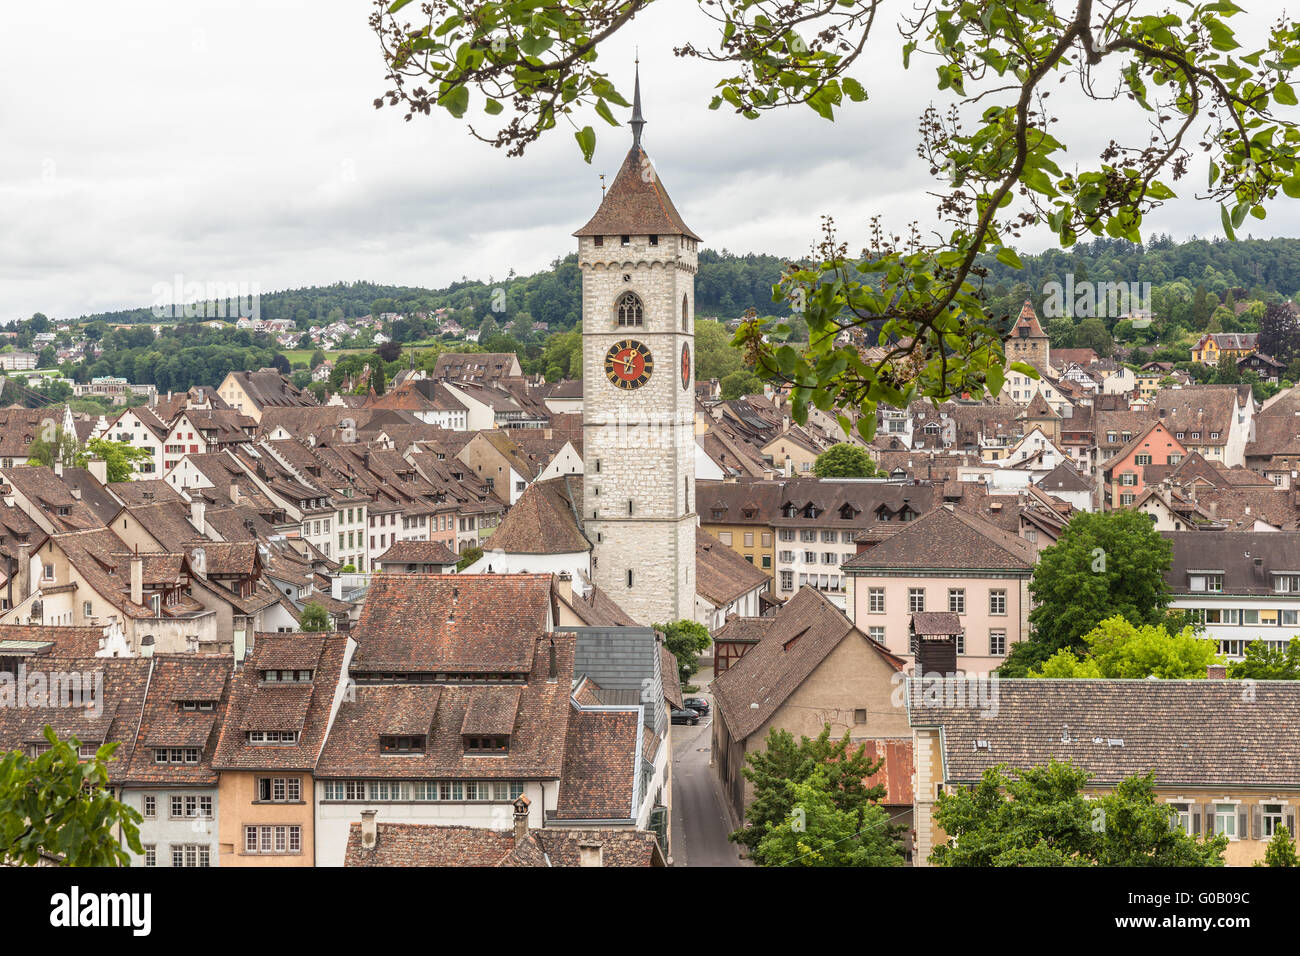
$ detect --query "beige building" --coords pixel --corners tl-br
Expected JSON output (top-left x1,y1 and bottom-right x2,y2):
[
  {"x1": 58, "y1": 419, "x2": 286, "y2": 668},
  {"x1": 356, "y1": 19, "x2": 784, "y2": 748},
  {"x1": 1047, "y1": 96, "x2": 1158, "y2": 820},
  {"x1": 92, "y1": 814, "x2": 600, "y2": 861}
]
[
  {"x1": 909, "y1": 676, "x2": 1300, "y2": 866},
  {"x1": 711, "y1": 587, "x2": 914, "y2": 846}
]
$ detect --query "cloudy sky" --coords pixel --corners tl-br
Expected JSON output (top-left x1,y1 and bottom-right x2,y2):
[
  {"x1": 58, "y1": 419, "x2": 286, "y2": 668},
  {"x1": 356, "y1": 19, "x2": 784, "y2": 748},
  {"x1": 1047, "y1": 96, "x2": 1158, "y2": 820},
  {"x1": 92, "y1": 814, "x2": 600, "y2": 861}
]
[{"x1": 1, "y1": 1, "x2": 1295, "y2": 322}]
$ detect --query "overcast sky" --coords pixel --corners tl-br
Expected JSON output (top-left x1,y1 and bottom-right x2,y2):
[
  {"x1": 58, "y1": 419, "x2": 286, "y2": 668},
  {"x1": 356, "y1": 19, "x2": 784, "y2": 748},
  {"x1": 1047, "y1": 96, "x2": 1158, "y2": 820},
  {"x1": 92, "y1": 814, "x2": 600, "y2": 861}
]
[{"x1": 2, "y1": 1, "x2": 1296, "y2": 322}]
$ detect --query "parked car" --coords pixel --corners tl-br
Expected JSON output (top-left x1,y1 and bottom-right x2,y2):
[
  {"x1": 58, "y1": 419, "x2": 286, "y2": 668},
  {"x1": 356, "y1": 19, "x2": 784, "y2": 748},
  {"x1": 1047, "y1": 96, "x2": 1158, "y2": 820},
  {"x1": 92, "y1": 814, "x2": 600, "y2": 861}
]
[
  {"x1": 670, "y1": 708, "x2": 700, "y2": 726},
  {"x1": 684, "y1": 697, "x2": 710, "y2": 715}
]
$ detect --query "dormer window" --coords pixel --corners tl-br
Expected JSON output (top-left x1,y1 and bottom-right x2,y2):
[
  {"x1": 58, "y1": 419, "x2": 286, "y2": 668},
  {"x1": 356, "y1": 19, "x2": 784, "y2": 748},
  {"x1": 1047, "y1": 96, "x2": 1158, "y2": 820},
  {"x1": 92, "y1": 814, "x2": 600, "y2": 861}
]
[
  {"x1": 247, "y1": 731, "x2": 298, "y2": 746},
  {"x1": 380, "y1": 735, "x2": 426, "y2": 754},
  {"x1": 154, "y1": 747, "x2": 201, "y2": 764},
  {"x1": 464, "y1": 735, "x2": 509, "y2": 754},
  {"x1": 260, "y1": 669, "x2": 313, "y2": 683},
  {"x1": 179, "y1": 700, "x2": 215, "y2": 711}
]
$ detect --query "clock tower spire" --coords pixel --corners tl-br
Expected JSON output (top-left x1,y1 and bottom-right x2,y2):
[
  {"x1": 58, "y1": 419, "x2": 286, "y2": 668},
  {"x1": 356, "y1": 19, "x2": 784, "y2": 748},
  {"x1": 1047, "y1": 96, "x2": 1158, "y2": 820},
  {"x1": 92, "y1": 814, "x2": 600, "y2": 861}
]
[{"x1": 574, "y1": 68, "x2": 698, "y2": 626}]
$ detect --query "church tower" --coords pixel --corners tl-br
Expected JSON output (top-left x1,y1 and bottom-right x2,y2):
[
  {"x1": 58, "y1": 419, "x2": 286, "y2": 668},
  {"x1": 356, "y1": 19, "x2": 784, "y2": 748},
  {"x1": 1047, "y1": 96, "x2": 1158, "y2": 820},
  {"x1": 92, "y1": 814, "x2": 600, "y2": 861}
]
[{"x1": 576, "y1": 67, "x2": 698, "y2": 625}]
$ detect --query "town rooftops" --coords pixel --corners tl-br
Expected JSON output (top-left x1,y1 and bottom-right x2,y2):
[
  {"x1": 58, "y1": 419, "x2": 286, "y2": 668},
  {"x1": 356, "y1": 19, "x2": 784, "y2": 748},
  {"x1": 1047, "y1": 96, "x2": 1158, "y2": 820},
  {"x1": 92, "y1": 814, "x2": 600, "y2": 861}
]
[
  {"x1": 909, "y1": 678, "x2": 1300, "y2": 789},
  {"x1": 343, "y1": 821, "x2": 664, "y2": 867},
  {"x1": 696, "y1": 527, "x2": 770, "y2": 607},
  {"x1": 843, "y1": 504, "x2": 1036, "y2": 573},
  {"x1": 712, "y1": 587, "x2": 904, "y2": 742},
  {"x1": 350, "y1": 573, "x2": 555, "y2": 674}
]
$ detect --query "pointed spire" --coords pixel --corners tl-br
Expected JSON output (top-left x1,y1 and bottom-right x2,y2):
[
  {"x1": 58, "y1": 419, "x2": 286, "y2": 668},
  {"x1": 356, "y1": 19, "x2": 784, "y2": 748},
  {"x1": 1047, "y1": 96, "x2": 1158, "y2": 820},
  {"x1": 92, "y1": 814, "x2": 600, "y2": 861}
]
[{"x1": 630, "y1": 57, "x2": 646, "y2": 149}]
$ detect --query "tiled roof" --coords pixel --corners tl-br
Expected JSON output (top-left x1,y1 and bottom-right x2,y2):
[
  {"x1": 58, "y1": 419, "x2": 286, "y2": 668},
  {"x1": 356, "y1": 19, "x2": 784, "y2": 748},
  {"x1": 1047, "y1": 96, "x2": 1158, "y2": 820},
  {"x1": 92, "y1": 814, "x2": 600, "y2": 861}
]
[
  {"x1": 211, "y1": 631, "x2": 349, "y2": 770},
  {"x1": 911, "y1": 678, "x2": 1300, "y2": 788},
  {"x1": 695, "y1": 528, "x2": 770, "y2": 607},
  {"x1": 712, "y1": 587, "x2": 904, "y2": 741},
  {"x1": 350, "y1": 573, "x2": 554, "y2": 674},
  {"x1": 553, "y1": 706, "x2": 640, "y2": 821},
  {"x1": 843, "y1": 505, "x2": 1036, "y2": 571},
  {"x1": 573, "y1": 146, "x2": 700, "y2": 240},
  {"x1": 0, "y1": 624, "x2": 113, "y2": 658},
  {"x1": 659, "y1": 646, "x2": 683, "y2": 710},
  {"x1": 343, "y1": 822, "x2": 664, "y2": 866},
  {"x1": 375, "y1": 539, "x2": 459, "y2": 567},
  {"x1": 316, "y1": 637, "x2": 574, "y2": 780},
  {"x1": 123, "y1": 655, "x2": 233, "y2": 786},
  {"x1": 0, "y1": 656, "x2": 153, "y2": 784},
  {"x1": 1164, "y1": 530, "x2": 1300, "y2": 592},
  {"x1": 481, "y1": 476, "x2": 589, "y2": 555}
]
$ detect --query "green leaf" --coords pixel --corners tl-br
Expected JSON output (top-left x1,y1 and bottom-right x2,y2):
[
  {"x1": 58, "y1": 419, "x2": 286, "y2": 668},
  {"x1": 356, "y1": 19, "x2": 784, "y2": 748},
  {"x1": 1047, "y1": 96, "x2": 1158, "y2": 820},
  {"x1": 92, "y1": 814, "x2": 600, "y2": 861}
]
[
  {"x1": 440, "y1": 85, "x2": 470, "y2": 118},
  {"x1": 995, "y1": 246, "x2": 1023, "y2": 269},
  {"x1": 1275, "y1": 82, "x2": 1299, "y2": 106},
  {"x1": 574, "y1": 126, "x2": 597, "y2": 163},
  {"x1": 388, "y1": 0, "x2": 416, "y2": 11},
  {"x1": 1220, "y1": 203, "x2": 1237, "y2": 240},
  {"x1": 484, "y1": 98, "x2": 503, "y2": 116}
]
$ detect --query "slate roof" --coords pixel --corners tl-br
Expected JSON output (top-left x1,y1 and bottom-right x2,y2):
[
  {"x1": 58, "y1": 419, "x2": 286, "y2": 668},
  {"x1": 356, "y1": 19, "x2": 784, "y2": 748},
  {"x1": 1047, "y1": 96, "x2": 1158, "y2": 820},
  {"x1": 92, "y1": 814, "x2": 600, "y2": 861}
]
[
  {"x1": 910, "y1": 678, "x2": 1300, "y2": 788},
  {"x1": 375, "y1": 539, "x2": 459, "y2": 568},
  {"x1": 350, "y1": 573, "x2": 554, "y2": 674},
  {"x1": 1164, "y1": 530, "x2": 1300, "y2": 593}
]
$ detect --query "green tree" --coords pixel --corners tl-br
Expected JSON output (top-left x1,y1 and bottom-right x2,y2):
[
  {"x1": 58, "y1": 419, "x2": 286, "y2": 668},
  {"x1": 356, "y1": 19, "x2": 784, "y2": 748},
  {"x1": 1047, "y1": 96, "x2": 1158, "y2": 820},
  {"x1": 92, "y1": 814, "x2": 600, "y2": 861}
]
[
  {"x1": 730, "y1": 725, "x2": 899, "y2": 865},
  {"x1": 84, "y1": 438, "x2": 152, "y2": 483},
  {"x1": 26, "y1": 424, "x2": 83, "y2": 470},
  {"x1": 931, "y1": 761, "x2": 1225, "y2": 867},
  {"x1": 455, "y1": 546, "x2": 482, "y2": 571},
  {"x1": 1228, "y1": 638, "x2": 1300, "y2": 680},
  {"x1": 298, "y1": 602, "x2": 332, "y2": 632},
  {"x1": 1029, "y1": 616, "x2": 1220, "y2": 679},
  {"x1": 0, "y1": 728, "x2": 143, "y2": 866},
  {"x1": 309, "y1": 349, "x2": 327, "y2": 369},
  {"x1": 813, "y1": 442, "x2": 883, "y2": 478},
  {"x1": 754, "y1": 767, "x2": 903, "y2": 867},
  {"x1": 1260, "y1": 826, "x2": 1299, "y2": 867},
  {"x1": 1073, "y1": 317, "x2": 1114, "y2": 357},
  {"x1": 652, "y1": 619, "x2": 711, "y2": 684},
  {"x1": 719, "y1": 369, "x2": 763, "y2": 400},
  {"x1": 1001, "y1": 511, "x2": 1175, "y2": 677},
  {"x1": 371, "y1": 1, "x2": 1300, "y2": 435}
]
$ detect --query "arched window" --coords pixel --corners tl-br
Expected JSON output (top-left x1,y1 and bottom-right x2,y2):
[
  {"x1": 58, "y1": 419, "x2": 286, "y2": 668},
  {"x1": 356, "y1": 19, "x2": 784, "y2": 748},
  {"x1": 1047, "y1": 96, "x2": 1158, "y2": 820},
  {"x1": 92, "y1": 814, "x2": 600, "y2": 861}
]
[
  {"x1": 616, "y1": 293, "x2": 643, "y2": 327},
  {"x1": 682, "y1": 294, "x2": 689, "y2": 331}
]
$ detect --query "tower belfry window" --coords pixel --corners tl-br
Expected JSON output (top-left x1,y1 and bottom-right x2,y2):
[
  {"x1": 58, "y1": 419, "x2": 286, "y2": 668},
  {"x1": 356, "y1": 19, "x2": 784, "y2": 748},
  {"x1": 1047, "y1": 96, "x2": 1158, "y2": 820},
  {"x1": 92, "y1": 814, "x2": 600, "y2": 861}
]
[
  {"x1": 616, "y1": 293, "x2": 644, "y2": 327},
  {"x1": 682, "y1": 294, "x2": 689, "y2": 331}
]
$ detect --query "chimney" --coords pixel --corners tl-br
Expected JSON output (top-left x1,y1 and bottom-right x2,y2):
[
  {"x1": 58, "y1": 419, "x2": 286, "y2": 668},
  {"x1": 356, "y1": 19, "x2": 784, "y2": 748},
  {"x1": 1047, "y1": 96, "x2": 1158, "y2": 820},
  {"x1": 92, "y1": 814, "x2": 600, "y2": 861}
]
[
  {"x1": 16, "y1": 543, "x2": 30, "y2": 600},
  {"x1": 229, "y1": 481, "x2": 241, "y2": 505},
  {"x1": 512, "y1": 796, "x2": 531, "y2": 846},
  {"x1": 578, "y1": 842, "x2": 603, "y2": 867},
  {"x1": 53, "y1": 459, "x2": 62, "y2": 477},
  {"x1": 554, "y1": 572, "x2": 573, "y2": 605},
  {"x1": 191, "y1": 499, "x2": 206, "y2": 534},
  {"x1": 1207, "y1": 664, "x2": 1227, "y2": 680},
  {"x1": 130, "y1": 553, "x2": 143, "y2": 607},
  {"x1": 360, "y1": 809, "x2": 378, "y2": 849},
  {"x1": 87, "y1": 458, "x2": 108, "y2": 485}
]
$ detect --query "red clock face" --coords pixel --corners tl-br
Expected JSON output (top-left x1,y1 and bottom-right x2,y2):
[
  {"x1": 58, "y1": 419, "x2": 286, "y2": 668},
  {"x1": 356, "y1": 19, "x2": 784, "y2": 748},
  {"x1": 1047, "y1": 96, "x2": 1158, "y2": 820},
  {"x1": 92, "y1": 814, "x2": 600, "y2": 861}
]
[
  {"x1": 681, "y1": 342, "x2": 691, "y2": 390},
  {"x1": 604, "y1": 340, "x2": 653, "y2": 390}
]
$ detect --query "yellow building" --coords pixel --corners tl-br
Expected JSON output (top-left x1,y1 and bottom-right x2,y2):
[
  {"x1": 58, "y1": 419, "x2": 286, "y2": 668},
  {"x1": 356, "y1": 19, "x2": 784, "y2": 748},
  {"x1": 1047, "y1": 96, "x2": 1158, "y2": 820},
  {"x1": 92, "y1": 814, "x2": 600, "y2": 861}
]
[
  {"x1": 1192, "y1": 332, "x2": 1258, "y2": 366},
  {"x1": 910, "y1": 676, "x2": 1299, "y2": 866},
  {"x1": 212, "y1": 631, "x2": 353, "y2": 866},
  {"x1": 695, "y1": 480, "x2": 782, "y2": 581}
]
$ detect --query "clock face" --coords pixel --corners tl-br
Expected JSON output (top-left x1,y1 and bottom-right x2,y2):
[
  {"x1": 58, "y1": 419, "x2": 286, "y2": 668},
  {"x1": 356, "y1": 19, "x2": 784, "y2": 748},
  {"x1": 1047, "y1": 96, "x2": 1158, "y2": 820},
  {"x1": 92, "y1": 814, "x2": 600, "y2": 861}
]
[
  {"x1": 681, "y1": 342, "x2": 691, "y2": 390},
  {"x1": 605, "y1": 340, "x2": 653, "y2": 390}
]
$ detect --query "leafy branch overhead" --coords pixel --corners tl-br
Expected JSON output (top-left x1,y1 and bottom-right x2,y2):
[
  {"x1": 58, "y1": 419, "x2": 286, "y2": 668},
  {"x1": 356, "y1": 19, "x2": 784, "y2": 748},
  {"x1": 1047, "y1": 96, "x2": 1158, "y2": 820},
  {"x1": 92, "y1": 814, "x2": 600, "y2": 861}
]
[{"x1": 372, "y1": 0, "x2": 1300, "y2": 427}]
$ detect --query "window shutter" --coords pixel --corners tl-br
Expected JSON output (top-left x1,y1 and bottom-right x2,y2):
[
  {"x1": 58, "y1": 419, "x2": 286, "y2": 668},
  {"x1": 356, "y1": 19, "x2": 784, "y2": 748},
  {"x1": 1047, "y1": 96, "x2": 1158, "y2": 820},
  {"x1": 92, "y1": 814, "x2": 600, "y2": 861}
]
[
  {"x1": 1203, "y1": 804, "x2": 1215, "y2": 835},
  {"x1": 1252, "y1": 805, "x2": 1263, "y2": 841},
  {"x1": 1192, "y1": 808, "x2": 1201, "y2": 835},
  {"x1": 1239, "y1": 809, "x2": 1248, "y2": 840},
  {"x1": 1287, "y1": 811, "x2": 1296, "y2": 836}
]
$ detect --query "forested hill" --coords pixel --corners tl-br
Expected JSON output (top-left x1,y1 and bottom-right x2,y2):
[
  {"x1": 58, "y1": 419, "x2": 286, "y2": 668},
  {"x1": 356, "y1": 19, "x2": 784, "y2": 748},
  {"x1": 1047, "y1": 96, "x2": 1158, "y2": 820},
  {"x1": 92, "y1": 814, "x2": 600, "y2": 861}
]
[
  {"x1": 72, "y1": 250, "x2": 796, "y2": 330},
  {"x1": 69, "y1": 236, "x2": 1300, "y2": 333}
]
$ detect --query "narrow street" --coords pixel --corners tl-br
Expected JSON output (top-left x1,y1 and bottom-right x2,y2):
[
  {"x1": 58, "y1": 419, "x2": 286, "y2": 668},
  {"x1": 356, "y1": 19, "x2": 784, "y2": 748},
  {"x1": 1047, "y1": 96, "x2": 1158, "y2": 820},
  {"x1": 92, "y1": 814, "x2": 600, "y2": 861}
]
[{"x1": 668, "y1": 676, "x2": 748, "y2": 867}]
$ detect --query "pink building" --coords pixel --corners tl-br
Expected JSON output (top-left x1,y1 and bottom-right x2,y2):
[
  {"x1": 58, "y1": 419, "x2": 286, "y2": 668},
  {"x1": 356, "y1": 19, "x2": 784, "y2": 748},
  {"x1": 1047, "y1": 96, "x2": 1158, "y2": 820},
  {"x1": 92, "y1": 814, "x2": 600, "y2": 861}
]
[{"x1": 843, "y1": 505, "x2": 1036, "y2": 673}]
